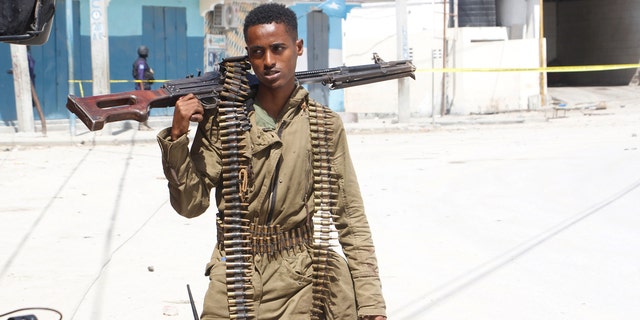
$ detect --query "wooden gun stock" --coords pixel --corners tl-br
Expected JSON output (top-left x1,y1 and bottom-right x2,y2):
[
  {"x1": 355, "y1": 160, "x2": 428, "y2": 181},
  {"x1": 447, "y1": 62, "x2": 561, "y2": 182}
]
[
  {"x1": 66, "y1": 71, "x2": 222, "y2": 131},
  {"x1": 66, "y1": 89, "x2": 176, "y2": 131}
]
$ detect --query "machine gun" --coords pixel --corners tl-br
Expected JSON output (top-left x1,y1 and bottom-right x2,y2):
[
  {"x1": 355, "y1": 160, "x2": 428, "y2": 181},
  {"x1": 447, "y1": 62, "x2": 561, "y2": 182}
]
[{"x1": 66, "y1": 53, "x2": 416, "y2": 131}]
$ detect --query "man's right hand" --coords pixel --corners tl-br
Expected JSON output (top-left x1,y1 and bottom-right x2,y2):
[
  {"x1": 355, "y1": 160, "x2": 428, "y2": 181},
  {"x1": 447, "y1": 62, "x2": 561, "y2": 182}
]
[{"x1": 171, "y1": 93, "x2": 203, "y2": 140}]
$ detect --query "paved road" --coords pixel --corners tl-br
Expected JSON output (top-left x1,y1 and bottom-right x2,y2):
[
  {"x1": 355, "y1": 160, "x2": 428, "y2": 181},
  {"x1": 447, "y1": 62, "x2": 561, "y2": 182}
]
[{"x1": 1, "y1": 98, "x2": 640, "y2": 319}]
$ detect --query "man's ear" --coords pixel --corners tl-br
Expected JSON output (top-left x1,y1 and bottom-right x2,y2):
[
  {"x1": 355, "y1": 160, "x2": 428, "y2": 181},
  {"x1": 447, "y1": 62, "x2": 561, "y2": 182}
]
[{"x1": 296, "y1": 39, "x2": 304, "y2": 56}]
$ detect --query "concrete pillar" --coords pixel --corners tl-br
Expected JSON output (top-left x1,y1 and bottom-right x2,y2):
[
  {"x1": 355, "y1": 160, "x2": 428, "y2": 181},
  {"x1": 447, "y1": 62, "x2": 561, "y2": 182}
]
[
  {"x1": 396, "y1": 0, "x2": 410, "y2": 123},
  {"x1": 90, "y1": 0, "x2": 110, "y2": 95},
  {"x1": 67, "y1": 0, "x2": 77, "y2": 135},
  {"x1": 10, "y1": 44, "x2": 35, "y2": 133},
  {"x1": 90, "y1": 0, "x2": 111, "y2": 133}
]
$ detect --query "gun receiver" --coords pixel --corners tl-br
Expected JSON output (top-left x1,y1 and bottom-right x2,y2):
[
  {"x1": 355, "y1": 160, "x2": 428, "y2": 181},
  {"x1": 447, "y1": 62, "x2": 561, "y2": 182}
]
[{"x1": 66, "y1": 53, "x2": 416, "y2": 131}]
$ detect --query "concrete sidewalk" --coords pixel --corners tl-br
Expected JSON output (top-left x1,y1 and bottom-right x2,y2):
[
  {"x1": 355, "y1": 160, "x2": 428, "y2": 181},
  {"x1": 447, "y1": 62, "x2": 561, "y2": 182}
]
[
  {"x1": 2, "y1": 85, "x2": 639, "y2": 147},
  {"x1": 1, "y1": 86, "x2": 640, "y2": 320}
]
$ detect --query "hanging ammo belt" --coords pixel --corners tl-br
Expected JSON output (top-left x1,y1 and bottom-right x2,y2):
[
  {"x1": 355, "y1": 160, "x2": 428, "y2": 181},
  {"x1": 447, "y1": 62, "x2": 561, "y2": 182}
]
[
  {"x1": 217, "y1": 56, "x2": 255, "y2": 320},
  {"x1": 216, "y1": 56, "x2": 338, "y2": 319},
  {"x1": 307, "y1": 100, "x2": 339, "y2": 320}
]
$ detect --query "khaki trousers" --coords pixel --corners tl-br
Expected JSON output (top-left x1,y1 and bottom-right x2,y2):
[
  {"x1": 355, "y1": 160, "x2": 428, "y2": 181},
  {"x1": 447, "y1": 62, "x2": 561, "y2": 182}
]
[{"x1": 202, "y1": 244, "x2": 357, "y2": 320}]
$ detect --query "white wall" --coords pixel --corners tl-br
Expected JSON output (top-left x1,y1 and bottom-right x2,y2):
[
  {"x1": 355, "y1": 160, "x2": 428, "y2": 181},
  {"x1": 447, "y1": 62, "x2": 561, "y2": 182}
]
[
  {"x1": 450, "y1": 28, "x2": 541, "y2": 114},
  {"x1": 342, "y1": 1, "x2": 542, "y2": 116},
  {"x1": 342, "y1": 2, "x2": 436, "y2": 115}
]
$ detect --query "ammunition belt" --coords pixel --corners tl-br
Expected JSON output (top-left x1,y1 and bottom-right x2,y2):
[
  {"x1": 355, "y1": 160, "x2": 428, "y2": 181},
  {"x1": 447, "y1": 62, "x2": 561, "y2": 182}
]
[
  {"x1": 216, "y1": 57, "x2": 338, "y2": 319},
  {"x1": 217, "y1": 56, "x2": 255, "y2": 320},
  {"x1": 307, "y1": 100, "x2": 339, "y2": 320},
  {"x1": 217, "y1": 220, "x2": 312, "y2": 255}
]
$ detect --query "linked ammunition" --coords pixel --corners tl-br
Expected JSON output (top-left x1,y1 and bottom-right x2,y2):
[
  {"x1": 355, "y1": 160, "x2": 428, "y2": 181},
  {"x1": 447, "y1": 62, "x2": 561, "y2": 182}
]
[
  {"x1": 224, "y1": 78, "x2": 250, "y2": 90},
  {"x1": 218, "y1": 101, "x2": 245, "y2": 108},
  {"x1": 228, "y1": 298, "x2": 250, "y2": 304},
  {"x1": 313, "y1": 183, "x2": 338, "y2": 191},
  {"x1": 225, "y1": 269, "x2": 251, "y2": 276},
  {"x1": 221, "y1": 91, "x2": 245, "y2": 101},
  {"x1": 310, "y1": 126, "x2": 334, "y2": 133},
  {"x1": 229, "y1": 305, "x2": 254, "y2": 313},
  {"x1": 313, "y1": 161, "x2": 331, "y2": 170},
  {"x1": 227, "y1": 290, "x2": 254, "y2": 298},
  {"x1": 223, "y1": 215, "x2": 249, "y2": 223},
  {"x1": 312, "y1": 278, "x2": 331, "y2": 286},
  {"x1": 227, "y1": 283, "x2": 253, "y2": 290},
  {"x1": 313, "y1": 155, "x2": 332, "y2": 162},
  {"x1": 224, "y1": 231, "x2": 251, "y2": 238},
  {"x1": 308, "y1": 118, "x2": 332, "y2": 126},
  {"x1": 226, "y1": 276, "x2": 252, "y2": 282},
  {"x1": 224, "y1": 239, "x2": 251, "y2": 246},
  {"x1": 221, "y1": 149, "x2": 242, "y2": 157},
  {"x1": 220, "y1": 127, "x2": 244, "y2": 136},
  {"x1": 311, "y1": 140, "x2": 329, "y2": 147},
  {"x1": 218, "y1": 59, "x2": 255, "y2": 319},
  {"x1": 229, "y1": 312, "x2": 255, "y2": 320}
]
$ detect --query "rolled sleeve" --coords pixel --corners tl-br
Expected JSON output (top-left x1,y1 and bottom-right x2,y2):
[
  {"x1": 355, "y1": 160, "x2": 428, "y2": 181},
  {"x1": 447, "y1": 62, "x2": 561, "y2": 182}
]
[
  {"x1": 157, "y1": 127, "x2": 212, "y2": 218},
  {"x1": 157, "y1": 127, "x2": 190, "y2": 180},
  {"x1": 330, "y1": 116, "x2": 387, "y2": 315}
]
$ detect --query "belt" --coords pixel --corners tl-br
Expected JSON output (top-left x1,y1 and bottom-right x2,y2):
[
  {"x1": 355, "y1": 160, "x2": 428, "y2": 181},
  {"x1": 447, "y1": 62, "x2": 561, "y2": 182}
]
[{"x1": 217, "y1": 219, "x2": 312, "y2": 256}]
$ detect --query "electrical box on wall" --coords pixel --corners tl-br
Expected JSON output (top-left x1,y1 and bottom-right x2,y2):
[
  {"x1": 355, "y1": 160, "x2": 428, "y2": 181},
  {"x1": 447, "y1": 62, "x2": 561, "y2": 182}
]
[{"x1": 212, "y1": 3, "x2": 240, "y2": 29}]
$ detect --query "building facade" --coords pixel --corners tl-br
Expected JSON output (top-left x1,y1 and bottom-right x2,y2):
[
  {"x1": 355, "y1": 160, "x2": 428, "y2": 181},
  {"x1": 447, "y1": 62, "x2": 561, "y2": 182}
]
[
  {"x1": 0, "y1": 0, "x2": 354, "y2": 124},
  {"x1": 5, "y1": 0, "x2": 635, "y2": 124},
  {"x1": 0, "y1": 0, "x2": 206, "y2": 123}
]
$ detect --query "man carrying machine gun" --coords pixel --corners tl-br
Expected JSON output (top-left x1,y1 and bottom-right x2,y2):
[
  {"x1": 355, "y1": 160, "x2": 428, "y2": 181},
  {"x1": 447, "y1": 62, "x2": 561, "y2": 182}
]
[{"x1": 157, "y1": 3, "x2": 387, "y2": 320}]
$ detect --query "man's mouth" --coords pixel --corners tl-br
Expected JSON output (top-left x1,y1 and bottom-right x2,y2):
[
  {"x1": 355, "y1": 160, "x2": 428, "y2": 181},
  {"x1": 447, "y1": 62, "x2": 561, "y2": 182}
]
[{"x1": 263, "y1": 69, "x2": 279, "y2": 80}]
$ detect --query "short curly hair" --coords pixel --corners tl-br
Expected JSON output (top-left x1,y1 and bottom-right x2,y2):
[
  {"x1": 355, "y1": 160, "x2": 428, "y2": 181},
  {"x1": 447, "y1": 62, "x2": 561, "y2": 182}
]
[{"x1": 243, "y1": 3, "x2": 298, "y2": 41}]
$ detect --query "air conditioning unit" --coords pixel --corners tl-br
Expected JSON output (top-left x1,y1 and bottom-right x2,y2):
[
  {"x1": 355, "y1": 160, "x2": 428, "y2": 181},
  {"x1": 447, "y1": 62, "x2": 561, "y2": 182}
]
[{"x1": 212, "y1": 4, "x2": 240, "y2": 29}]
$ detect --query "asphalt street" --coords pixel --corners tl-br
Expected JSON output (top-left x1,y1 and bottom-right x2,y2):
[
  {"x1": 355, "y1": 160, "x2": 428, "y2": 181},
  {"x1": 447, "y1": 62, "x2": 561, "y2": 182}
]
[{"x1": 1, "y1": 87, "x2": 640, "y2": 320}]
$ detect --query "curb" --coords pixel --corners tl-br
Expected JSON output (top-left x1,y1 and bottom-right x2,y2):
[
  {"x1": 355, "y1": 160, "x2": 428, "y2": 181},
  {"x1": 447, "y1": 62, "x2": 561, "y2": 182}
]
[{"x1": 0, "y1": 112, "x2": 549, "y2": 147}]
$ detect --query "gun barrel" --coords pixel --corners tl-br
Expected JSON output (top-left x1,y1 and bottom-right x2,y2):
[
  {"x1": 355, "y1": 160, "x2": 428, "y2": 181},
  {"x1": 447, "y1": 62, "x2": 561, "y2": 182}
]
[{"x1": 296, "y1": 59, "x2": 416, "y2": 89}]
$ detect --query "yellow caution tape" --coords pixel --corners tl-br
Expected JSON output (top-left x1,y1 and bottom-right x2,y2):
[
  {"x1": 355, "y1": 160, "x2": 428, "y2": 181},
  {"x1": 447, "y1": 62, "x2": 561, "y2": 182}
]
[
  {"x1": 68, "y1": 63, "x2": 640, "y2": 97},
  {"x1": 417, "y1": 64, "x2": 640, "y2": 73},
  {"x1": 68, "y1": 79, "x2": 169, "y2": 97},
  {"x1": 68, "y1": 79, "x2": 169, "y2": 83}
]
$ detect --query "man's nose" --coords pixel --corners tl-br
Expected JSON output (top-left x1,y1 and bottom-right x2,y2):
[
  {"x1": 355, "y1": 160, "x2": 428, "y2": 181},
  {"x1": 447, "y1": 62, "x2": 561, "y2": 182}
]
[{"x1": 264, "y1": 51, "x2": 276, "y2": 67}]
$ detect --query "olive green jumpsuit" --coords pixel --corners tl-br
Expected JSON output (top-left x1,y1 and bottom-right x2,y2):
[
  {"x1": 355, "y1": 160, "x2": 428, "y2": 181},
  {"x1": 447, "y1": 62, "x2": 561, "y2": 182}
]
[{"x1": 157, "y1": 85, "x2": 386, "y2": 319}]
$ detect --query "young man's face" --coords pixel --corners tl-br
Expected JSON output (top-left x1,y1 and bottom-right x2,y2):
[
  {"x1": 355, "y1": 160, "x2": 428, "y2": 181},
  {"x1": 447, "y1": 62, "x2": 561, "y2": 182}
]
[{"x1": 245, "y1": 22, "x2": 303, "y2": 92}]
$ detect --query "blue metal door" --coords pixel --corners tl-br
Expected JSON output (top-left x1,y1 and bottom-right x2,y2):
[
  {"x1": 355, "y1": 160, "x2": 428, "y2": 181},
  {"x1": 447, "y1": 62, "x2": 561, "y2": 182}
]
[{"x1": 142, "y1": 6, "x2": 189, "y2": 117}]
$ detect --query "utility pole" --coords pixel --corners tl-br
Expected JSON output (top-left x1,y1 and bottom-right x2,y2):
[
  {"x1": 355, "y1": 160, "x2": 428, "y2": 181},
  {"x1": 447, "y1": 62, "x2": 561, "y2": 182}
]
[
  {"x1": 538, "y1": 0, "x2": 546, "y2": 107},
  {"x1": 431, "y1": 0, "x2": 437, "y2": 124},
  {"x1": 396, "y1": 0, "x2": 410, "y2": 123},
  {"x1": 90, "y1": 0, "x2": 111, "y2": 133},
  {"x1": 440, "y1": 0, "x2": 448, "y2": 116},
  {"x1": 90, "y1": 0, "x2": 110, "y2": 95},
  {"x1": 10, "y1": 44, "x2": 35, "y2": 134},
  {"x1": 66, "y1": 0, "x2": 77, "y2": 135}
]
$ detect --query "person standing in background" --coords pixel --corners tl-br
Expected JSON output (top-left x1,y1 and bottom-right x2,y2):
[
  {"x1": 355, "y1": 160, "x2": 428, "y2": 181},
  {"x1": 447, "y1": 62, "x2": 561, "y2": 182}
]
[
  {"x1": 132, "y1": 45, "x2": 154, "y2": 131},
  {"x1": 27, "y1": 46, "x2": 35, "y2": 85}
]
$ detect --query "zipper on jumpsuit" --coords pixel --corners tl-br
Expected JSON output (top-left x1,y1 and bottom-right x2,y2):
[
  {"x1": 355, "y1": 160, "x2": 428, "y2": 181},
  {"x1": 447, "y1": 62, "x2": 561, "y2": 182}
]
[{"x1": 265, "y1": 121, "x2": 287, "y2": 224}]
